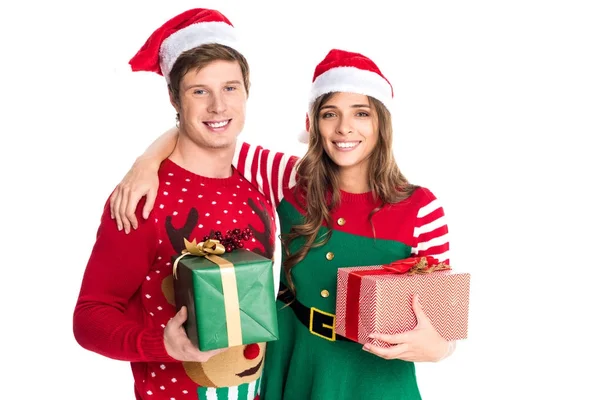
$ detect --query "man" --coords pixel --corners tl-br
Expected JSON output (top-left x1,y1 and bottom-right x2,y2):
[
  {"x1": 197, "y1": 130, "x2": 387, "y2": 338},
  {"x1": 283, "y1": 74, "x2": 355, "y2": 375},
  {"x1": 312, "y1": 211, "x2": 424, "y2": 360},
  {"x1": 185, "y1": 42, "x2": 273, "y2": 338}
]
[{"x1": 73, "y1": 8, "x2": 276, "y2": 400}]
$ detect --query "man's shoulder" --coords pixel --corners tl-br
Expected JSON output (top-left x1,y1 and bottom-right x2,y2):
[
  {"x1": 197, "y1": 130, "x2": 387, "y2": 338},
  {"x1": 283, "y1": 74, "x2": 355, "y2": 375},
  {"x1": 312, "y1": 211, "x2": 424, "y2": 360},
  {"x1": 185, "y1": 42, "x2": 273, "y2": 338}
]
[{"x1": 231, "y1": 169, "x2": 269, "y2": 197}]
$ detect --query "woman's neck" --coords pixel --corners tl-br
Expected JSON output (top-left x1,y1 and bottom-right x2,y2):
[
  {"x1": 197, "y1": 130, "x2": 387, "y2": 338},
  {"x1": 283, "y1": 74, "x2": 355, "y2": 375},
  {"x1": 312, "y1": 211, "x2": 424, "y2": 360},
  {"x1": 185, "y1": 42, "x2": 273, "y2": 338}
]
[{"x1": 337, "y1": 164, "x2": 370, "y2": 193}]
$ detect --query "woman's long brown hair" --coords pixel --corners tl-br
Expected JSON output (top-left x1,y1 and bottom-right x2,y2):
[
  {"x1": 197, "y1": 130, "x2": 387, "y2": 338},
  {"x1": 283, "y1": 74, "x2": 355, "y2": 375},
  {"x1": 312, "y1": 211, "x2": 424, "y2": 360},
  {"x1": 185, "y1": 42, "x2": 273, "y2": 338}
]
[{"x1": 281, "y1": 93, "x2": 417, "y2": 297}]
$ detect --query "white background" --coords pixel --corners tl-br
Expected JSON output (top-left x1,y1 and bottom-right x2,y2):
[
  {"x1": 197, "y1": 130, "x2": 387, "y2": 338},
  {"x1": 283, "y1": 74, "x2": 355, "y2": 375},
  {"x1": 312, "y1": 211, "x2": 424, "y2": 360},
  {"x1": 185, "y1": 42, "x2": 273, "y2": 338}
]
[{"x1": 1, "y1": 0, "x2": 599, "y2": 399}]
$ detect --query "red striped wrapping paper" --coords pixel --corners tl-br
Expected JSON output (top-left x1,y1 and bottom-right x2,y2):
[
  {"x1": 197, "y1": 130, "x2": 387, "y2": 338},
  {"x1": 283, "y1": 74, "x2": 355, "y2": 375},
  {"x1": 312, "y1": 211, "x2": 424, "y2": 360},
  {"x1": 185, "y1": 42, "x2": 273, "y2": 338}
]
[{"x1": 335, "y1": 265, "x2": 470, "y2": 348}]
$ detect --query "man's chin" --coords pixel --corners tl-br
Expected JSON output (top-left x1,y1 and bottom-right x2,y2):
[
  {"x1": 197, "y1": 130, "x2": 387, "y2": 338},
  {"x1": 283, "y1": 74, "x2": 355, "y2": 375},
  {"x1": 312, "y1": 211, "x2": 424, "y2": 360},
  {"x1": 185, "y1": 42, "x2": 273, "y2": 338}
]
[{"x1": 201, "y1": 138, "x2": 238, "y2": 150}]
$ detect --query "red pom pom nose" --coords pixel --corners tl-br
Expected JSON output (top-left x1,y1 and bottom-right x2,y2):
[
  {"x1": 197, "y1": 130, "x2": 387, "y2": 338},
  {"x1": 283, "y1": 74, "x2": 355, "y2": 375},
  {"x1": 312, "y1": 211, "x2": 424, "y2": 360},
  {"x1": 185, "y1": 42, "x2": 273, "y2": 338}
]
[{"x1": 243, "y1": 343, "x2": 260, "y2": 360}]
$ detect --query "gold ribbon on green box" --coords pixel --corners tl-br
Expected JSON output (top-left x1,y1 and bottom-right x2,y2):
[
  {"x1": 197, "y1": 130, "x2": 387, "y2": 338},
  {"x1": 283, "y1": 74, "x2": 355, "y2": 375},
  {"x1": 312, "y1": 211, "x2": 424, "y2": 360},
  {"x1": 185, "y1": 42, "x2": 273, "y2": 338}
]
[{"x1": 173, "y1": 238, "x2": 243, "y2": 347}]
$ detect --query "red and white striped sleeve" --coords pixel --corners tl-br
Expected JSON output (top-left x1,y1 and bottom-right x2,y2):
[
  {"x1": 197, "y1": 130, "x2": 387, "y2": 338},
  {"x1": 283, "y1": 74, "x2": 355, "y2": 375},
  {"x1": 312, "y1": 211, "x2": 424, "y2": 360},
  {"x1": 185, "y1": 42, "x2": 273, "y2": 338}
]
[
  {"x1": 411, "y1": 191, "x2": 451, "y2": 264},
  {"x1": 411, "y1": 189, "x2": 456, "y2": 356},
  {"x1": 232, "y1": 141, "x2": 300, "y2": 207}
]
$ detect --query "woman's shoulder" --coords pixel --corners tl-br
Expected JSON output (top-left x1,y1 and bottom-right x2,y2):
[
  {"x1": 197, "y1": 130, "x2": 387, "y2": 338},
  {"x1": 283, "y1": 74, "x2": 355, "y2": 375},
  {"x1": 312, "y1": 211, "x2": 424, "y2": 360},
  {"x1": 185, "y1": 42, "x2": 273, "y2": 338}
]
[
  {"x1": 393, "y1": 185, "x2": 443, "y2": 211},
  {"x1": 411, "y1": 185, "x2": 438, "y2": 201}
]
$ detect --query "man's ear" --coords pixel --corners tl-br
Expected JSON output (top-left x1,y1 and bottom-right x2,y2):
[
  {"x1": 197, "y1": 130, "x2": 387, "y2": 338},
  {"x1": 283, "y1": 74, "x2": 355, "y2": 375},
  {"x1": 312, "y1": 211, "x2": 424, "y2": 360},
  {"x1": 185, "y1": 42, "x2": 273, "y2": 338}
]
[{"x1": 168, "y1": 85, "x2": 180, "y2": 112}]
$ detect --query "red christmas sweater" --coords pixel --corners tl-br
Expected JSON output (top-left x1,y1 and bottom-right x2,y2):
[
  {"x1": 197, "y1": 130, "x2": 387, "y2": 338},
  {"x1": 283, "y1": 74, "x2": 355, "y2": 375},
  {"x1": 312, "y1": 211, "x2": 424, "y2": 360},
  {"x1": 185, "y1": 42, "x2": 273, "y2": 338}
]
[{"x1": 73, "y1": 159, "x2": 276, "y2": 400}]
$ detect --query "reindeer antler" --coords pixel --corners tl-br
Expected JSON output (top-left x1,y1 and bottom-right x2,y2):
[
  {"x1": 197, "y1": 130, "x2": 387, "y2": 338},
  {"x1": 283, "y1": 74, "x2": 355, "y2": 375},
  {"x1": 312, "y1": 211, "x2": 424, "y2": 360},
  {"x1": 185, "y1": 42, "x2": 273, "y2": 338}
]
[
  {"x1": 247, "y1": 198, "x2": 274, "y2": 259},
  {"x1": 166, "y1": 208, "x2": 199, "y2": 254}
]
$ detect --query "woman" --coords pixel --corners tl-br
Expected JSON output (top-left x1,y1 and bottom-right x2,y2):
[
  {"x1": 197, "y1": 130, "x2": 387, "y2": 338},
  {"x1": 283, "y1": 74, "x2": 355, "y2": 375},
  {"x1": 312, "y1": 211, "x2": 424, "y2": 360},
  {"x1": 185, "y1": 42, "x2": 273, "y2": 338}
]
[{"x1": 111, "y1": 48, "x2": 455, "y2": 399}]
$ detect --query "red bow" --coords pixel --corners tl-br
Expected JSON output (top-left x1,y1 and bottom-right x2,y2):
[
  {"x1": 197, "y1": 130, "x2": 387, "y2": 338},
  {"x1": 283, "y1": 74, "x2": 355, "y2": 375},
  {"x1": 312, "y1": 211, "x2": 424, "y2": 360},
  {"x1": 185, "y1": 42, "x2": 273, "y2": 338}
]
[{"x1": 382, "y1": 256, "x2": 451, "y2": 275}]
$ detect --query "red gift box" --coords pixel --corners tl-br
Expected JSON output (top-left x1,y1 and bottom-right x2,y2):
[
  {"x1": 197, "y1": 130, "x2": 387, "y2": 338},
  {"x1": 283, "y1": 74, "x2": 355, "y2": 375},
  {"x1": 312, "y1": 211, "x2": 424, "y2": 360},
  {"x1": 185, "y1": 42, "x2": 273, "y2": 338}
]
[{"x1": 335, "y1": 257, "x2": 470, "y2": 347}]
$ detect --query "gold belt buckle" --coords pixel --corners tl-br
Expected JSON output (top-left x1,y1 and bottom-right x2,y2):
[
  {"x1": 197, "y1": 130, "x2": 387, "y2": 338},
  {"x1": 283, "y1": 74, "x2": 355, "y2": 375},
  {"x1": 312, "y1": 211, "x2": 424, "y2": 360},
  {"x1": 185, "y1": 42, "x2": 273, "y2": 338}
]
[{"x1": 309, "y1": 307, "x2": 337, "y2": 341}]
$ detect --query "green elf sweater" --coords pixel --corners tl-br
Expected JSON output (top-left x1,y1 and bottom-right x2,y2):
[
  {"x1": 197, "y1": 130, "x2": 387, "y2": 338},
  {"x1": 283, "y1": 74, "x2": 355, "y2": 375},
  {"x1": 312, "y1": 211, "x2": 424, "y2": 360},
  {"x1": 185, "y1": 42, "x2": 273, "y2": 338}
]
[{"x1": 234, "y1": 143, "x2": 450, "y2": 400}]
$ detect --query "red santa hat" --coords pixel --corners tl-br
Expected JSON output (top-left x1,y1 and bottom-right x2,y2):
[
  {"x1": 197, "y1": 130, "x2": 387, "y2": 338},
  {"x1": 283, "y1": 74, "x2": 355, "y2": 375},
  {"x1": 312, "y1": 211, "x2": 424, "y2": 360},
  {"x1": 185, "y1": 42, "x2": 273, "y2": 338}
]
[
  {"x1": 299, "y1": 49, "x2": 394, "y2": 143},
  {"x1": 129, "y1": 8, "x2": 240, "y2": 82}
]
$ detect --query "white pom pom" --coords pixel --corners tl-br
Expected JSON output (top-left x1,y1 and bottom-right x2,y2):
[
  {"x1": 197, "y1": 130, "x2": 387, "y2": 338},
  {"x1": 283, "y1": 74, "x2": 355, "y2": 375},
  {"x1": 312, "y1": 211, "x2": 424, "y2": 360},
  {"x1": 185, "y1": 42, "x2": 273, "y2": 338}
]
[{"x1": 298, "y1": 130, "x2": 310, "y2": 144}]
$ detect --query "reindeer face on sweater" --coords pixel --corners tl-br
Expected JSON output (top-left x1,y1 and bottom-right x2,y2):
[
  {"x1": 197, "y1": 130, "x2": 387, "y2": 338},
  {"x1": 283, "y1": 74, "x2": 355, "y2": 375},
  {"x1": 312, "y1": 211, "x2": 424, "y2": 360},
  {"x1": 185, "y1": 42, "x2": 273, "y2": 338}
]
[
  {"x1": 162, "y1": 199, "x2": 275, "y2": 388},
  {"x1": 183, "y1": 342, "x2": 266, "y2": 387},
  {"x1": 160, "y1": 274, "x2": 267, "y2": 387}
]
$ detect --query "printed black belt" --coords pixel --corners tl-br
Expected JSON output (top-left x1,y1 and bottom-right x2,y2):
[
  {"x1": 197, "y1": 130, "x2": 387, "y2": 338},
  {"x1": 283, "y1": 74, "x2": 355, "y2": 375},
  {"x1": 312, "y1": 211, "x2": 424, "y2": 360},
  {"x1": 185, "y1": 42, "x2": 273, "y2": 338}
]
[{"x1": 278, "y1": 283, "x2": 351, "y2": 342}]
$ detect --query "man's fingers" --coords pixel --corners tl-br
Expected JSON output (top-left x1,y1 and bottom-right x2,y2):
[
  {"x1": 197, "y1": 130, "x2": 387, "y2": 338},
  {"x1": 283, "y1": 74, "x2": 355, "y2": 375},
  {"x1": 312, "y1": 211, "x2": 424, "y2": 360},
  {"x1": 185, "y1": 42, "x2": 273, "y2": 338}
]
[
  {"x1": 178, "y1": 335, "x2": 227, "y2": 363},
  {"x1": 193, "y1": 347, "x2": 227, "y2": 363},
  {"x1": 173, "y1": 306, "x2": 188, "y2": 325},
  {"x1": 202, "y1": 348, "x2": 227, "y2": 358}
]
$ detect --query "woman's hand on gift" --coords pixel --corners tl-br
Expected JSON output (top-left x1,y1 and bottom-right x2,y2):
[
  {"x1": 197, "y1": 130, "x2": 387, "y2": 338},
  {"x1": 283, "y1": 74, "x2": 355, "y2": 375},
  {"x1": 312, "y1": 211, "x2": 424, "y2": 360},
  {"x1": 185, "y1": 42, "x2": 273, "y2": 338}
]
[
  {"x1": 164, "y1": 306, "x2": 227, "y2": 362},
  {"x1": 362, "y1": 294, "x2": 452, "y2": 362},
  {"x1": 109, "y1": 156, "x2": 161, "y2": 234}
]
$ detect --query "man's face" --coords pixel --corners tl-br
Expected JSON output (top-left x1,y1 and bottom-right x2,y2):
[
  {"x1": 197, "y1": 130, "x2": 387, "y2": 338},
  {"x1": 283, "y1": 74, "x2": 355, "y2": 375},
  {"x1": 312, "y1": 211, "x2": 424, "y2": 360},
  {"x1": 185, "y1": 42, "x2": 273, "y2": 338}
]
[{"x1": 173, "y1": 60, "x2": 247, "y2": 150}]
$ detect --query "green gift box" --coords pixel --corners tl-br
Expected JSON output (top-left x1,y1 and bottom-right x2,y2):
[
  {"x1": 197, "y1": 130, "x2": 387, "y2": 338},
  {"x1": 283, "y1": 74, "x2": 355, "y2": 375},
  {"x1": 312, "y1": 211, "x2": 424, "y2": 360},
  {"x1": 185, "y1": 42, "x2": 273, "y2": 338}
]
[{"x1": 172, "y1": 239, "x2": 279, "y2": 351}]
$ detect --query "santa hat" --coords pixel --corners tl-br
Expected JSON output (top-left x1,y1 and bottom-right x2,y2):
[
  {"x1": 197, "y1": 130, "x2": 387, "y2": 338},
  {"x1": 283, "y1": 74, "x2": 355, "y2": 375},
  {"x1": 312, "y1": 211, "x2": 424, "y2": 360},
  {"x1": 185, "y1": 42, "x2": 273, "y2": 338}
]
[
  {"x1": 129, "y1": 8, "x2": 241, "y2": 82},
  {"x1": 299, "y1": 49, "x2": 394, "y2": 143}
]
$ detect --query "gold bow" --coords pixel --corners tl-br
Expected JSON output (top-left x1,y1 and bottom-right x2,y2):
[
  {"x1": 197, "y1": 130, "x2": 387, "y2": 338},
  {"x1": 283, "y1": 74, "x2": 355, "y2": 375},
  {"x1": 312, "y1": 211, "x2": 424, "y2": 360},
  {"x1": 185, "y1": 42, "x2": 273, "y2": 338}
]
[{"x1": 173, "y1": 238, "x2": 226, "y2": 278}]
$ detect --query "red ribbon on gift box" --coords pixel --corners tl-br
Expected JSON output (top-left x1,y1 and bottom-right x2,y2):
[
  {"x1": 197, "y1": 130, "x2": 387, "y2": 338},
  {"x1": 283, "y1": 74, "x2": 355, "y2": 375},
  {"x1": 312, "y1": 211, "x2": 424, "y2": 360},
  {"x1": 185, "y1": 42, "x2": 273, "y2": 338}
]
[{"x1": 344, "y1": 256, "x2": 450, "y2": 342}]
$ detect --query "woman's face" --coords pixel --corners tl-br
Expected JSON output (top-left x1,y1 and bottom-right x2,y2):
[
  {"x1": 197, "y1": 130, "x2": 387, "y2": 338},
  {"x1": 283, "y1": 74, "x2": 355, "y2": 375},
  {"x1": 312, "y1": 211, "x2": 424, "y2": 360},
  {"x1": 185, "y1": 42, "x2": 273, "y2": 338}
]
[{"x1": 318, "y1": 92, "x2": 379, "y2": 173}]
